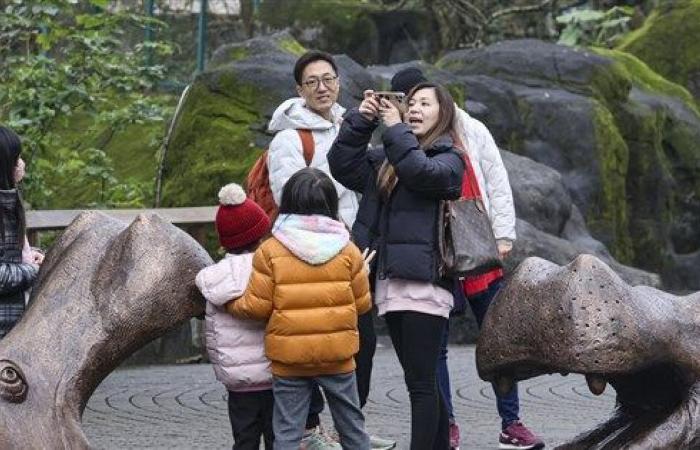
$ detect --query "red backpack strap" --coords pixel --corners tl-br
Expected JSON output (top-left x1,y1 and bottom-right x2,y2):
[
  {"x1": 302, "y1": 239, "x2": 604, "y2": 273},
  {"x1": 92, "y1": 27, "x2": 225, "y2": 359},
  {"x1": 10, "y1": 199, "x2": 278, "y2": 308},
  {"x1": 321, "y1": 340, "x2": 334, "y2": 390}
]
[{"x1": 297, "y1": 129, "x2": 315, "y2": 166}]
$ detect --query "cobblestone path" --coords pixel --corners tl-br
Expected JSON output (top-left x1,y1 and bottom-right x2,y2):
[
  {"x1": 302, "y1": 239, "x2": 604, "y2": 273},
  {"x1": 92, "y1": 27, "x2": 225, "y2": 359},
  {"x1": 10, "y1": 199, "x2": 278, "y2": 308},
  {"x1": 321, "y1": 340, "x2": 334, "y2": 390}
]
[{"x1": 84, "y1": 343, "x2": 615, "y2": 449}]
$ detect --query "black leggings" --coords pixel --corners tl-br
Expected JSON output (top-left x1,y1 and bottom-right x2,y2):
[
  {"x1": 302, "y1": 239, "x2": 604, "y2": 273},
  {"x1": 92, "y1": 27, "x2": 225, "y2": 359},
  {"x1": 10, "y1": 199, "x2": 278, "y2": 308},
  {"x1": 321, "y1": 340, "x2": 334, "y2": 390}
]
[
  {"x1": 355, "y1": 309, "x2": 377, "y2": 408},
  {"x1": 385, "y1": 311, "x2": 449, "y2": 450},
  {"x1": 228, "y1": 390, "x2": 274, "y2": 450}
]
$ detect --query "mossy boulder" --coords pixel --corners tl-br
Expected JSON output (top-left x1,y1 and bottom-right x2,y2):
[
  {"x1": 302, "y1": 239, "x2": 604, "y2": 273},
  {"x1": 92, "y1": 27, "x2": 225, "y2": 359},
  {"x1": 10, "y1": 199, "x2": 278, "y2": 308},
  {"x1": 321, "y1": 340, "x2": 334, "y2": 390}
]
[
  {"x1": 436, "y1": 39, "x2": 632, "y2": 105},
  {"x1": 161, "y1": 31, "x2": 372, "y2": 208},
  {"x1": 617, "y1": 0, "x2": 700, "y2": 101},
  {"x1": 430, "y1": 39, "x2": 700, "y2": 290}
]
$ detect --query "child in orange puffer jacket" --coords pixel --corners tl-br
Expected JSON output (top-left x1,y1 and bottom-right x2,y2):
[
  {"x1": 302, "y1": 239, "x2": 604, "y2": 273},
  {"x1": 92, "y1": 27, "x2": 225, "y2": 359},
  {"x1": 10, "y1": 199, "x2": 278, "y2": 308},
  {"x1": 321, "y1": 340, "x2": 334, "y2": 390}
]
[{"x1": 228, "y1": 168, "x2": 372, "y2": 450}]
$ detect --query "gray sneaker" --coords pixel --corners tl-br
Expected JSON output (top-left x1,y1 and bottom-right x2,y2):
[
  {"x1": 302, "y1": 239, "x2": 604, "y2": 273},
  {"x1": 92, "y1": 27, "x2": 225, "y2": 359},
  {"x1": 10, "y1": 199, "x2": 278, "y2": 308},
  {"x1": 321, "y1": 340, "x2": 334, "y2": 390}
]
[
  {"x1": 300, "y1": 426, "x2": 342, "y2": 450},
  {"x1": 370, "y1": 434, "x2": 397, "y2": 450}
]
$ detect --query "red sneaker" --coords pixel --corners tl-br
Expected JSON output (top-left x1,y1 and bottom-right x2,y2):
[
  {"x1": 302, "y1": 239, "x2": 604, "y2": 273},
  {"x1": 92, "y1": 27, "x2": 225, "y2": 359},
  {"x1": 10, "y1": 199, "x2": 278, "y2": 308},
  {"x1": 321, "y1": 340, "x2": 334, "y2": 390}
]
[
  {"x1": 499, "y1": 421, "x2": 544, "y2": 449},
  {"x1": 449, "y1": 421, "x2": 461, "y2": 449}
]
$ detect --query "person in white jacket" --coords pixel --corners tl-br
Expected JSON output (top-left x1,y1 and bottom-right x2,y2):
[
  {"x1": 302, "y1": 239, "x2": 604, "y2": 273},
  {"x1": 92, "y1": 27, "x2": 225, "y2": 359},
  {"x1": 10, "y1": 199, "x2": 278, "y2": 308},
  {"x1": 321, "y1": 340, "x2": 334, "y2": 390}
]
[
  {"x1": 456, "y1": 109, "x2": 516, "y2": 249},
  {"x1": 266, "y1": 51, "x2": 392, "y2": 450},
  {"x1": 267, "y1": 51, "x2": 359, "y2": 229},
  {"x1": 390, "y1": 68, "x2": 543, "y2": 450},
  {"x1": 195, "y1": 183, "x2": 274, "y2": 450}
]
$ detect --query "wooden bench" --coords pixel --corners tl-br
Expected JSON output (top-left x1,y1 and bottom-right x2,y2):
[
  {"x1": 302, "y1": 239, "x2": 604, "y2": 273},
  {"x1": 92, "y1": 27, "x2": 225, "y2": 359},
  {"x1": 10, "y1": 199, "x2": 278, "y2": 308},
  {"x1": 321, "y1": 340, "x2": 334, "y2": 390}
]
[{"x1": 26, "y1": 206, "x2": 218, "y2": 245}]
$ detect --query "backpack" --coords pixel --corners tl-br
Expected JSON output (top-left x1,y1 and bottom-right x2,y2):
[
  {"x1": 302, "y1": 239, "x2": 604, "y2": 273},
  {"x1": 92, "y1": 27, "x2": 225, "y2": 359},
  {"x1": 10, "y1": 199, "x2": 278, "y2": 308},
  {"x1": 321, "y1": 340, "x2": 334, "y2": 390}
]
[{"x1": 246, "y1": 129, "x2": 315, "y2": 220}]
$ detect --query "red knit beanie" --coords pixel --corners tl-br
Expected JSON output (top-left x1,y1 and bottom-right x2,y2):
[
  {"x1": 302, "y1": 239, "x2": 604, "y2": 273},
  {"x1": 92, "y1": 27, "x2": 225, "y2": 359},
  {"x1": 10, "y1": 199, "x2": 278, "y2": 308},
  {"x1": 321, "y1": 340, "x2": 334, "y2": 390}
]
[{"x1": 215, "y1": 183, "x2": 271, "y2": 251}]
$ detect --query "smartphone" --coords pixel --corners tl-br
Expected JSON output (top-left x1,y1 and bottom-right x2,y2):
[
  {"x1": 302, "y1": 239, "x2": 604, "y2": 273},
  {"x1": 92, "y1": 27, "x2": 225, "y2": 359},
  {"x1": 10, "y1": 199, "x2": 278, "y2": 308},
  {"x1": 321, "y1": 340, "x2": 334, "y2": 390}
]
[{"x1": 373, "y1": 91, "x2": 406, "y2": 113}]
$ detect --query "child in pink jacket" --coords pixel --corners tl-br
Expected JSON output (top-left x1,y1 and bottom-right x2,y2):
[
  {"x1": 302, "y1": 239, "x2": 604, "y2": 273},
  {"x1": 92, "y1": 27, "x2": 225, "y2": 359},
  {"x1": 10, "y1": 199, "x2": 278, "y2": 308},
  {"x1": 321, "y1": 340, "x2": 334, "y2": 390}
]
[{"x1": 195, "y1": 183, "x2": 273, "y2": 450}]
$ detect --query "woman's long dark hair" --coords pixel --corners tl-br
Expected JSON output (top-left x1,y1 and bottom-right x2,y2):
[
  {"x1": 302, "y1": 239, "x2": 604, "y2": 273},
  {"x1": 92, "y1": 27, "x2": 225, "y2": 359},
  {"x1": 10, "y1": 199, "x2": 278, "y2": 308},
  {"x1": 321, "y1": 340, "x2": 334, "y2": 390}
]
[
  {"x1": 378, "y1": 82, "x2": 459, "y2": 198},
  {"x1": 278, "y1": 167, "x2": 339, "y2": 220},
  {"x1": 0, "y1": 127, "x2": 26, "y2": 249}
]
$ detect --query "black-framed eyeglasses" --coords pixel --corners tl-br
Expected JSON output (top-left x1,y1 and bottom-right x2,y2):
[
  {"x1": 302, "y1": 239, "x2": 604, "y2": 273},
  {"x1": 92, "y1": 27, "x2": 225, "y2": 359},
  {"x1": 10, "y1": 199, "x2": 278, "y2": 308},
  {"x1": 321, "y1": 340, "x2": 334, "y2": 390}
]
[{"x1": 301, "y1": 75, "x2": 339, "y2": 90}]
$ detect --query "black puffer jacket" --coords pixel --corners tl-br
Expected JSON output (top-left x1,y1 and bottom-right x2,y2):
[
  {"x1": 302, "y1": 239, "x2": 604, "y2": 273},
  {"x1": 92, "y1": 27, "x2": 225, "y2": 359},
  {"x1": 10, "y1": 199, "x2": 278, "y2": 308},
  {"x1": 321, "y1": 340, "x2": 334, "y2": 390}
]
[
  {"x1": 329, "y1": 109, "x2": 464, "y2": 289},
  {"x1": 0, "y1": 189, "x2": 38, "y2": 338}
]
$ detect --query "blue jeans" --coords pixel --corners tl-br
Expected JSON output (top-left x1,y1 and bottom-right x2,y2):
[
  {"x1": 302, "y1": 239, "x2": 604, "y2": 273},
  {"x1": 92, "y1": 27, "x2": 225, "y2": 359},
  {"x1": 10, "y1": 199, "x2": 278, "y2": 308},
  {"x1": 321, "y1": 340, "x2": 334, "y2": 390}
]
[
  {"x1": 437, "y1": 279, "x2": 520, "y2": 430},
  {"x1": 273, "y1": 372, "x2": 370, "y2": 450}
]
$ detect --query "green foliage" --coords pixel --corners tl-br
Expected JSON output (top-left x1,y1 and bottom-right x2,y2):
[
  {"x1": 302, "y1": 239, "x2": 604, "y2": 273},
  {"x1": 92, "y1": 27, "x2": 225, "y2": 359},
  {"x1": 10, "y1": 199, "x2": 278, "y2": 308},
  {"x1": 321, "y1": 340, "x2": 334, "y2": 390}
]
[
  {"x1": 557, "y1": 6, "x2": 634, "y2": 47},
  {"x1": 0, "y1": 0, "x2": 174, "y2": 208}
]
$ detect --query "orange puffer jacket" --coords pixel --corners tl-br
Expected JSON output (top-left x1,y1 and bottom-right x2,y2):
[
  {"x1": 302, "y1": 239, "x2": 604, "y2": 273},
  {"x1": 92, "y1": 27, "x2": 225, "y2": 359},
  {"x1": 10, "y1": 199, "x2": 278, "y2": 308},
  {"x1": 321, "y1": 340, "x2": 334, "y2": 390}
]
[{"x1": 228, "y1": 237, "x2": 372, "y2": 377}]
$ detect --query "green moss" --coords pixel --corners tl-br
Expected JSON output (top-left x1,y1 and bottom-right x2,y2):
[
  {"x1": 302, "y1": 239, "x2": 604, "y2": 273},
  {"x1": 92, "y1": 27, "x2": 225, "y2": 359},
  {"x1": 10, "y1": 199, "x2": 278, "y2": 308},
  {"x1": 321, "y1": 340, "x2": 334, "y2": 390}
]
[
  {"x1": 664, "y1": 118, "x2": 700, "y2": 197},
  {"x1": 434, "y1": 57, "x2": 462, "y2": 73},
  {"x1": 36, "y1": 94, "x2": 174, "y2": 209},
  {"x1": 160, "y1": 72, "x2": 270, "y2": 207},
  {"x1": 590, "y1": 103, "x2": 633, "y2": 262},
  {"x1": 279, "y1": 37, "x2": 306, "y2": 57},
  {"x1": 592, "y1": 48, "x2": 699, "y2": 115},
  {"x1": 446, "y1": 84, "x2": 465, "y2": 111},
  {"x1": 103, "y1": 124, "x2": 162, "y2": 181},
  {"x1": 612, "y1": 98, "x2": 673, "y2": 269},
  {"x1": 617, "y1": 0, "x2": 700, "y2": 100},
  {"x1": 586, "y1": 59, "x2": 633, "y2": 107},
  {"x1": 498, "y1": 97, "x2": 531, "y2": 155},
  {"x1": 228, "y1": 46, "x2": 249, "y2": 62}
]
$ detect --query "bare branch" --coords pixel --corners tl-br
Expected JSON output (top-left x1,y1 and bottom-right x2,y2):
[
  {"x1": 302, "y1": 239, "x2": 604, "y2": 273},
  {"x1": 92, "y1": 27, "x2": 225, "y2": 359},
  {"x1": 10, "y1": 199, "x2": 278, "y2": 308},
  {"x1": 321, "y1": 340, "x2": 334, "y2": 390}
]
[
  {"x1": 389, "y1": 0, "x2": 410, "y2": 11},
  {"x1": 453, "y1": 0, "x2": 489, "y2": 24},
  {"x1": 375, "y1": 0, "x2": 411, "y2": 11},
  {"x1": 489, "y1": 0, "x2": 554, "y2": 23},
  {"x1": 488, "y1": 0, "x2": 585, "y2": 23}
]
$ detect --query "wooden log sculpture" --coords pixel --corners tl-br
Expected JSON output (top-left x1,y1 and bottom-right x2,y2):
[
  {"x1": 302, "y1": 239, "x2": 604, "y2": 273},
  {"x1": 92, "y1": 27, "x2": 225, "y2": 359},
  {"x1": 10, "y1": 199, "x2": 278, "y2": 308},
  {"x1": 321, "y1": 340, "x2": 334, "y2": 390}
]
[
  {"x1": 0, "y1": 212, "x2": 211, "y2": 449},
  {"x1": 477, "y1": 254, "x2": 700, "y2": 449}
]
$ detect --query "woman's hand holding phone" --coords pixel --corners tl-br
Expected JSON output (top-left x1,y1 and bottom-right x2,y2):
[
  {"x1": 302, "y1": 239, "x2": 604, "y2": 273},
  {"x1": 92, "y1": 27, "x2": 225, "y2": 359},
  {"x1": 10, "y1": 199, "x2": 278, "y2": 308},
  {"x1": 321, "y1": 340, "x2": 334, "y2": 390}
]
[
  {"x1": 378, "y1": 98, "x2": 402, "y2": 127},
  {"x1": 359, "y1": 90, "x2": 380, "y2": 121}
]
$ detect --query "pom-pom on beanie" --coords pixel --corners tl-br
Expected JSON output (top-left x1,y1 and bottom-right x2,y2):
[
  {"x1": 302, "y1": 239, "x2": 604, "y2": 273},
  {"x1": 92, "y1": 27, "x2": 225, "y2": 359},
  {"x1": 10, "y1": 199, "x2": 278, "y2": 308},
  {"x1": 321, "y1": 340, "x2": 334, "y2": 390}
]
[{"x1": 215, "y1": 183, "x2": 271, "y2": 250}]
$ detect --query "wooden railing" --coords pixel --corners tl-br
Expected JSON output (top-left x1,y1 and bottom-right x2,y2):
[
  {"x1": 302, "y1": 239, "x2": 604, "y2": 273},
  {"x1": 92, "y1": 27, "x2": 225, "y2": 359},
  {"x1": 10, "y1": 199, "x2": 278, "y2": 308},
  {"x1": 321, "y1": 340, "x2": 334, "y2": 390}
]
[{"x1": 26, "y1": 206, "x2": 218, "y2": 246}]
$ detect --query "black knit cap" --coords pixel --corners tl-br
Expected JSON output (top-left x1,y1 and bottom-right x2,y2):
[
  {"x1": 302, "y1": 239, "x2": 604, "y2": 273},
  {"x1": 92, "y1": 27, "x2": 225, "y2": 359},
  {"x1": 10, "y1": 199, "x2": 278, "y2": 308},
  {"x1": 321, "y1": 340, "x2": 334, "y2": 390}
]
[{"x1": 390, "y1": 67, "x2": 428, "y2": 95}]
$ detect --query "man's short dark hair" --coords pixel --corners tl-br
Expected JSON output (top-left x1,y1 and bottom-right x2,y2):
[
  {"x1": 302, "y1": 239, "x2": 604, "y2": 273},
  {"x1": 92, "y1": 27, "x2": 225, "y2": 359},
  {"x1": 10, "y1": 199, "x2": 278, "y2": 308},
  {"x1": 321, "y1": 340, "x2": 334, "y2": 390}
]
[{"x1": 293, "y1": 50, "x2": 338, "y2": 85}]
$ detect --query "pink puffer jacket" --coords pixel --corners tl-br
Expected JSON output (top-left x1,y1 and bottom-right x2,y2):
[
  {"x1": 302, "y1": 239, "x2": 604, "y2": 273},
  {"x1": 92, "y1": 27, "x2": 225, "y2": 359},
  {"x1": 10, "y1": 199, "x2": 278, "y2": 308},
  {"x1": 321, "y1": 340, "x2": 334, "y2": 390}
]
[{"x1": 195, "y1": 253, "x2": 272, "y2": 392}]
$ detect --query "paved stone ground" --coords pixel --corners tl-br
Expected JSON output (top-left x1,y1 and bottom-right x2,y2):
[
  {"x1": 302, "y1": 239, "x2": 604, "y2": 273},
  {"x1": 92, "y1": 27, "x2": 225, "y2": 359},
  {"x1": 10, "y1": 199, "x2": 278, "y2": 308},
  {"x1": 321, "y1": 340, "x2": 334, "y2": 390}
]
[{"x1": 84, "y1": 341, "x2": 615, "y2": 449}]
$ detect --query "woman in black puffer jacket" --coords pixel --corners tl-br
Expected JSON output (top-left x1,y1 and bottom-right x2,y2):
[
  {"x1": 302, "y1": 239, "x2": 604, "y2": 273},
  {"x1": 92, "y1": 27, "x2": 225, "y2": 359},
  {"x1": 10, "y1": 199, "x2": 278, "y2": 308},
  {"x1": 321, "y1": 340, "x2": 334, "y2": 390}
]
[
  {"x1": 329, "y1": 82, "x2": 464, "y2": 450},
  {"x1": 0, "y1": 127, "x2": 42, "y2": 339}
]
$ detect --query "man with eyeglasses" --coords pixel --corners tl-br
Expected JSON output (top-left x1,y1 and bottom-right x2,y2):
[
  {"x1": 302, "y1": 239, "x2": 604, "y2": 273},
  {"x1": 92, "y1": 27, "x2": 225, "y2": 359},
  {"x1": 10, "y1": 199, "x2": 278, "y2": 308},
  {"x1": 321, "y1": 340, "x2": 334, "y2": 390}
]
[
  {"x1": 267, "y1": 50, "x2": 358, "y2": 230},
  {"x1": 266, "y1": 51, "x2": 396, "y2": 450}
]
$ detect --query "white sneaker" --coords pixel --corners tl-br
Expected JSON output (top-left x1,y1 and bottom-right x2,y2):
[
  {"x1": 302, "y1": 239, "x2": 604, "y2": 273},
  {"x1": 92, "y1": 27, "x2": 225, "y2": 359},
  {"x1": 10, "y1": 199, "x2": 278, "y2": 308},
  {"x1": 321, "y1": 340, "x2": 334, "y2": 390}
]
[
  {"x1": 369, "y1": 434, "x2": 397, "y2": 450},
  {"x1": 300, "y1": 426, "x2": 342, "y2": 450}
]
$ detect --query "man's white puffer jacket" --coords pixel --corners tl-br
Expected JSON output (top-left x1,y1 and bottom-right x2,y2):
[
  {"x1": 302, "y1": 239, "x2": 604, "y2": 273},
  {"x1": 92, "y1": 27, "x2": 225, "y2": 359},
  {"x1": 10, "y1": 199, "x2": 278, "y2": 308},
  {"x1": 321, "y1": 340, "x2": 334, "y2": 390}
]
[
  {"x1": 267, "y1": 98, "x2": 359, "y2": 228},
  {"x1": 457, "y1": 108, "x2": 516, "y2": 242}
]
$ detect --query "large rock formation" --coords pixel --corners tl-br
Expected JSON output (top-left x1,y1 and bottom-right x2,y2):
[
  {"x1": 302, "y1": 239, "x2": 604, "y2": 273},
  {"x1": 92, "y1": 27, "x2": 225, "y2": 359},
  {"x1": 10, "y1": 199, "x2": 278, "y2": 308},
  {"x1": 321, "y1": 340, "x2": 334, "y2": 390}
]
[
  {"x1": 0, "y1": 212, "x2": 210, "y2": 448},
  {"x1": 477, "y1": 254, "x2": 700, "y2": 449},
  {"x1": 618, "y1": 0, "x2": 700, "y2": 101},
  {"x1": 502, "y1": 151, "x2": 657, "y2": 287}
]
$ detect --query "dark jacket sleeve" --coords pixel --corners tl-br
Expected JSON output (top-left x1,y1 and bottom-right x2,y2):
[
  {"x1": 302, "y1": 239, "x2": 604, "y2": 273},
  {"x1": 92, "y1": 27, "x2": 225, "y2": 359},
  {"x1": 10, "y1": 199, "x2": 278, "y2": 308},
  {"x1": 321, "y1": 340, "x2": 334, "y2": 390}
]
[
  {"x1": 328, "y1": 108, "x2": 379, "y2": 194},
  {"x1": 382, "y1": 123, "x2": 464, "y2": 199},
  {"x1": 0, "y1": 262, "x2": 38, "y2": 295}
]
